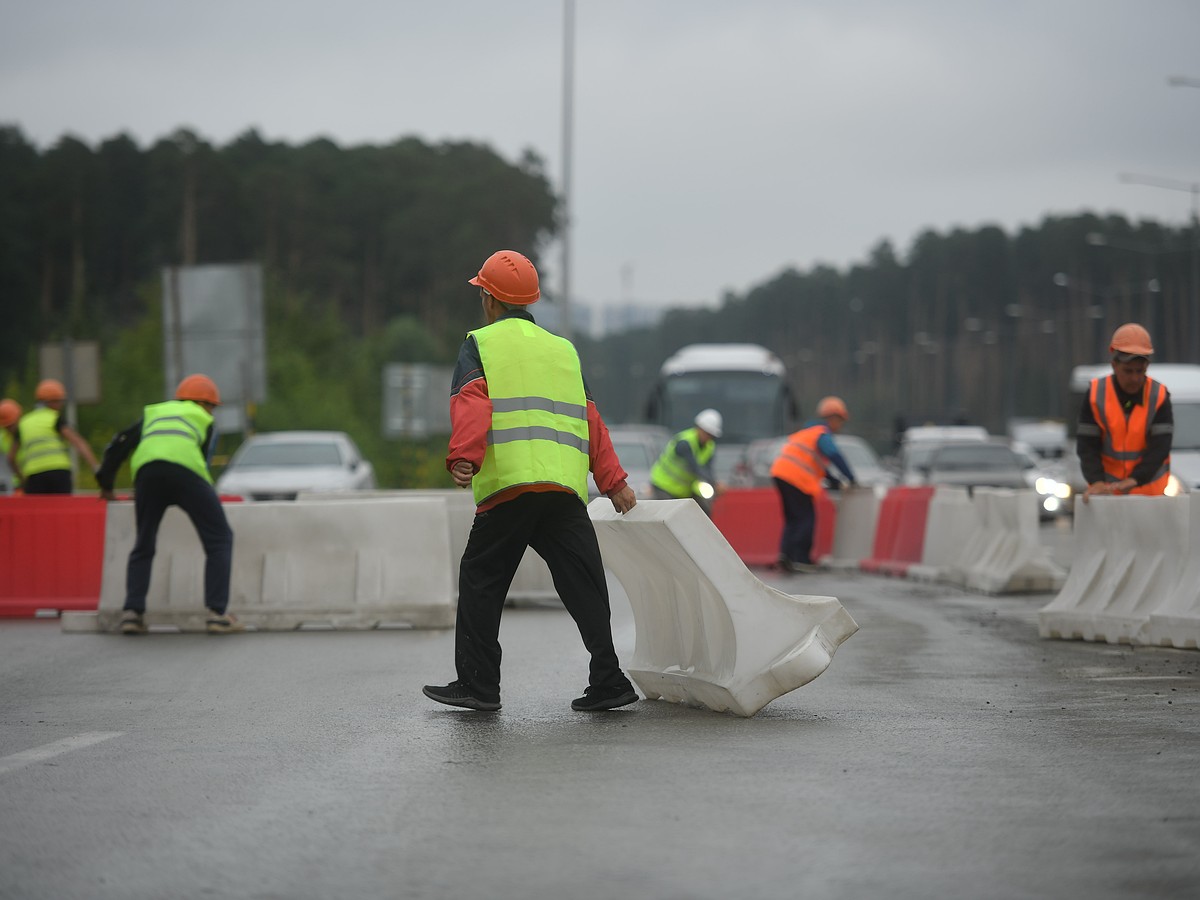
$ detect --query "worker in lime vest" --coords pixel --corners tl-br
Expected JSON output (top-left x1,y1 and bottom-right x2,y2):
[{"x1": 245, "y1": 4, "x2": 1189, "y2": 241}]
[
  {"x1": 649, "y1": 408, "x2": 724, "y2": 513},
  {"x1": 0, "y1": 398, "x2": 22, "y2": 493},
  {"x1": 95, "y1": 374, "x2": 242, "y2": 635},
  {"x1": 7, "y1": 379, "x2": 99, "y2": 494},
  {"x1": 423, "y1": 249, "x2": 639, "y2": 713},
  {"x1": 770, "y1": 396, "x2": 858, "y2": 573},
  {"x1": 1077, "y1": 323, "x2": 1173, "y2": 502}
]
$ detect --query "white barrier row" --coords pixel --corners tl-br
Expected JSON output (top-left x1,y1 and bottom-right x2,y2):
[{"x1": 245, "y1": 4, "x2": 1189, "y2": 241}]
[
  {"x1": 822, "y1": 487, "x2": 884, "y2": 570},
  {"x1": 1038, "y1": 494, "x2": 1199, "y2": 648},
  {"x1": 589, "y1": 498, "x2": 858, "y2": 717},
  {"x1": 62, "y1": 497, "x2": 457, "y2": 633}
]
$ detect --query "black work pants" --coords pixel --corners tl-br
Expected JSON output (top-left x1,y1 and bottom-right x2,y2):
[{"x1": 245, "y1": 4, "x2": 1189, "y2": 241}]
[
  {"x1": 774, "y1": 476, "x2": 816, "y2": 565},
  {"x1": 126, "y1": 461, "x2": 233, "y2": 615},
  {"x1": 455, "y1": 490, "x2": 631, "y2": 704},
  {"x1": 24, "y1": 470, "x2": 73, "y2": 494}
]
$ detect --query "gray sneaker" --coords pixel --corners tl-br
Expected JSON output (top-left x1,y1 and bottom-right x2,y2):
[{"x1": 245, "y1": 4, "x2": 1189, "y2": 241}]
[
  {"x1": 119, "y1": 610, "x2": 147, "y2": 635},
  {"x1": 205, "y1": 609, "x2": 245, "y2": 634}
]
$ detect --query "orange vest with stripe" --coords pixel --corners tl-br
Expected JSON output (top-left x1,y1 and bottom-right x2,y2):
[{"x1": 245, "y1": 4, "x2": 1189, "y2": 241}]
[
  {"x1": 770, "y1": 424, "x2": 829, "y2": 496},
  {"x1": 1087, "y1": 375, "x2": 1170, "y2": 495}
]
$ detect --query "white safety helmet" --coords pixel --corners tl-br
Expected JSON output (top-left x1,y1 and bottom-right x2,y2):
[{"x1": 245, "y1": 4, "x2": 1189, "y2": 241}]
[{"x1": 694, "y1": 408, "x2": 723, "y2": 438}]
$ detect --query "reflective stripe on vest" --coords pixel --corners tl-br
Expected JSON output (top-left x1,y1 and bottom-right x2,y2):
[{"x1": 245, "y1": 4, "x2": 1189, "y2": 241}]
[
  {"x1": 769, "y1": 424, "x2": 828, "y2": 495},
  {"x1": 17, "y1": 407, "x2": 70, "y2": 476},
  {"x1": 130, "y1": 400, "x2": 214, "y2": 483},
  {"x1": 470, "y1": 318, "x2": 590, "y2": 505},
  {"x1": 650, "y1": 428, "x2": 714, "y2": 499},
  {"x1": 1088, "y1": 375, "x2": 1170, "y2": 495}
]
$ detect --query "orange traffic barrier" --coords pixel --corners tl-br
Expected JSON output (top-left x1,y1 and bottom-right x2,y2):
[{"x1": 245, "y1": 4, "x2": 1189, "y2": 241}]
[
  {"x1": 859, "y1": 486, "x2": 936, "y2": 576},
  {"x1": 711, "y1": 487, "x2": 834, "y2": 567},
  {"x1": 0, "y1": 495, "x2": 107, "y2": 616}
]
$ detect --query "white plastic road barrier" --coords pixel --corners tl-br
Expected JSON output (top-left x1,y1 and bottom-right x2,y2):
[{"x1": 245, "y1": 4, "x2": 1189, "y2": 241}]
[
  {"x1": 1143, "y1": 493, "x2": 1200, "y2": 649},
  {"x1": 820, "y1": 486, "x2": 884, "y2": 570},
  {"x1": 62, "y1": 498, "x2": 456, "y2": 633},
  {"x1": 1038, "y1": 495, "x2": 1190, "y2": 645},
  {"x1": 589, "y1": 498, "x2": 858, "y2": 717},
  {"x1": 906, "y1": 487, "x2": 976, "y2": 584},
  {"x1": 944, "y1": 489, "x2": 1066, "y2": 594},
  {"x1": 296, "y1": 489, "x2": 559, "y2": 604}
]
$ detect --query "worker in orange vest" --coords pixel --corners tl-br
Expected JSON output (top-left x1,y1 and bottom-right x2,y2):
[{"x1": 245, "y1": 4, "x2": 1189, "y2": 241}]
[
  {"x1": 1077, "y1": 323, "x2": 1172, "y2": 502},
  {"x1": 769, "y1": 396, "x2": 857, "y2": 572}
]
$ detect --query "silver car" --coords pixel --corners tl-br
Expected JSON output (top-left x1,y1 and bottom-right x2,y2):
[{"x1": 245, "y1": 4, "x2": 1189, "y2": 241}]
[
  {"x1": 215, "y1": 431, "x2": 376, "y2": 500},
  {"x1": 588, "y1": 425, "x2": 671, "y2": 501}
]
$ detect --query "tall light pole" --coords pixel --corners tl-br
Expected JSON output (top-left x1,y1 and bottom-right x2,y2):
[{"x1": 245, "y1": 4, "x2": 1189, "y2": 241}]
[
  {"x1": 558, "y1": 0, "x2": 576, "y2": 340},
  {"x1": 1119, "y1": 172, "x2": 1200, "y2": 361}
]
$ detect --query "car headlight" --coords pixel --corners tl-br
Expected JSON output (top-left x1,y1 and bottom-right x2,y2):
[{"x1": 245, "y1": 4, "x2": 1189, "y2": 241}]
[
  {"x1": 1165, "y1": 474, "x2": 1185, "y2": 497},
  {"x1": 1053, "y1": 482, "x2": 1072, "y2": 499}
]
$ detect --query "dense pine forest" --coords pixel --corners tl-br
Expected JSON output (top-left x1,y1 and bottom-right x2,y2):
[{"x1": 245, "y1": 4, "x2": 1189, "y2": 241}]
[{"x1": 2, "y1": 124, "x2": 1196, "y2": 483}]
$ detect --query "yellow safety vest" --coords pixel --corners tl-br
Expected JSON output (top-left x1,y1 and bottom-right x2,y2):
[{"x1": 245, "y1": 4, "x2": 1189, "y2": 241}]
[
  {"x1": 650, "y1": 428, "x2": 715, "y2": 499},
  {"x1": 130, "y1": 400, "x2": 215, "y2": 483},
  {"x1": 470, "y1": 318, "x2": 590, "y2": 506},
  {"x1": 17, "y1": 406, "x2": 70, "y2": 477}
]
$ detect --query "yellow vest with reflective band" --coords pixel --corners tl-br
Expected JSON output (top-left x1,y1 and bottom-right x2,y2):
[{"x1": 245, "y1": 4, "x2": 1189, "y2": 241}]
[
  {"x1": 1088, "y1": 375, "x2": 1170, "y2": 495},
  {"x1": 130, "y1": 400, "x2": 214, "y2": 483},
  {"x1": 17, "y1": 406, "x2": 70, "y2": 477},
  {"x1": 650, "y1": 428, "x2": 715, "y2": 499},
  {"x1": 470, "y1": 318, "x2": 590, "y2": 506}
]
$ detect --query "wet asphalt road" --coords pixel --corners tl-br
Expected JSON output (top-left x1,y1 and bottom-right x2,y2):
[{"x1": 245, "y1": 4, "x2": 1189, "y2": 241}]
[{"x1": 1, "y1": 520, "x2": 1197, "y2": 900}]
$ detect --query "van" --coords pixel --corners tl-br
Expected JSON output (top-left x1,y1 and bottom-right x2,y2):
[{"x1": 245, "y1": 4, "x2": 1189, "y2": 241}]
[{"x1": 897, "y1": 425, "x2": 989, "y2": 485}]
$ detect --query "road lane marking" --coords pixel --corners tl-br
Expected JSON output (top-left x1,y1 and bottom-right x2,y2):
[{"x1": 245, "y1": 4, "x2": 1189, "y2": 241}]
[
  {"x1": 0, "y1": 731, "x2": 123, "y2": 776},
  {"x1": 1090, "y1": 676, "x2": 1192, "y2": 682}
]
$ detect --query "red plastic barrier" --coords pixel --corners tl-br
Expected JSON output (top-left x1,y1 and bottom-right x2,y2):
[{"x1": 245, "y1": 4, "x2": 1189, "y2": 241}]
[
  {"x1": 711, "y1": 487, "x2": 835, "y2": 567},
  {"x1": 859, "y1": 486, "x2": 936, "y2": 576},
  {"x1": 0, "y1": 495, "x2": 107, "y2": 616}
]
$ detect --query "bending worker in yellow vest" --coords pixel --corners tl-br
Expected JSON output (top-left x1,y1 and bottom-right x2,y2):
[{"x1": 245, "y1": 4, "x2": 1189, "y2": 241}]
[
  {"x1": 1077, "y1": 322, "x2": 1173, "y2": 502},
  {"x1": 7, "y1": 379, "x2": 99, "y2": 494},
  {"x1": 649, "y1": 408, "x2": 724, "y2": 513},
  {"x1": 95, "y1": 374, "x2": 242, "y2": 635},
  {"x1": 770, "y1": 396, "x2": 857, "y2": 573},
  {"x1": 423, "y1": 249, "x2": 639, "y2": 713}
]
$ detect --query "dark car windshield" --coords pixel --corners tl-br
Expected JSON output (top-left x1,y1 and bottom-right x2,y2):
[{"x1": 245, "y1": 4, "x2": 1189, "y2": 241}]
[
  {"x1": 930, "y1": 445, "x2": 1020, "y2": 471},
  {"x1": 234, "y1": 442, "x2": 345, "y2": 468}
]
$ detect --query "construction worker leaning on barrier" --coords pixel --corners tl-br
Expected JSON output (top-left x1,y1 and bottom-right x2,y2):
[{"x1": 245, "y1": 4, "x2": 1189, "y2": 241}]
[
  {"x1": 650, "y1": 408, "x2": 724, "y2": 513},
  {"x1": 770, "y1": 396, "x2": 857, "y2": 573},
  {"x1": 95, "y1": 374, "x2": 243, "y2": 635},
  {"x1": 1077, "y1": 322, "x2": 1173, "y2": 503},
  {"x1": 1, "y1": 398, "x2": 22, "y2": 493},
  {"x1": 7, "y1": 379, "x2": 99, "y2": 494}
]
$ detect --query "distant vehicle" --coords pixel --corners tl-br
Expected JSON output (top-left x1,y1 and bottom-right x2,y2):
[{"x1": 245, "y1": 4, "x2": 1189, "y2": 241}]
[
  {"x1": 588, "y1": 425, "x2": 671, "y2": 501},
  {"x1": 1068, "y1": 363, "x2": 1200, "y2": 495},
  {"x1": 729, "y1": 433, "x2": 894, "y2": 490},
  {"x1": 912, "y1": 440, "x2": 1032, "y2": 492},
  {"x1": 216, "y1": 430, "x2": 376, "y2": 500},
  {"x1": 1012, "y1": 442, "x2": 1072, "y2": 519},
  {"x1": 643, "y1": 343, "x2": 799, "y2": 482},
  {"x1": 1010, "y1": 420, "x2": 1069, "y2": 461},
  {"x1": 898, "y1": 426, "x2": 988, "y2": 485}
]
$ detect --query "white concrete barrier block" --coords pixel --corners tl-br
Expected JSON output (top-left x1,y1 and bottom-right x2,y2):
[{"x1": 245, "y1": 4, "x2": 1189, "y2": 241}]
[
  {"x1": 589, "y1": 498, "x2": 858, "y2": 717},
  {"x1": 1144, "y1": 493, "x2": 1200, "y2": 649},
  {"x1": 64, "y1": 497, "x2": 456, "y2": 633},
  {"x1": 1038, "y1": 495, "x2": 1189, "y2": 644},
  {"x1": 821, "y1": 487, "x2": 884, "y2": 570},
  {"x1": 953, "y1": 490, "x2": 1066, "y2": 594},
  {"x1": 909, "y1": 487, "x2": 976, "y2": 584}
]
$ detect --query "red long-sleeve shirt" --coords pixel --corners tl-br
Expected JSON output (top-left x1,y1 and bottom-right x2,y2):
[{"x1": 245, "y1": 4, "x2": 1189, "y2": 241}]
[{"x1": 446, "y1": 310, "x2": 628, "y2": 512}]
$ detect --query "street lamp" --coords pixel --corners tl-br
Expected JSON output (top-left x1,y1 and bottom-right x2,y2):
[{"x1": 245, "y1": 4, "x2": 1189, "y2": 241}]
[{"x1": 1118, "y1": 171, "x2": 1200, "y2": 360}]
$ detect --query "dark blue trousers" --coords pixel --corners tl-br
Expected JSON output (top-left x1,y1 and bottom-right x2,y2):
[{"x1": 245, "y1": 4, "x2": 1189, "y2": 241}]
[
  {"x1": 774, "y1": 476, "x2": 816, "y2": 565},
  {"x1": 125, "y1": 461, "x2": 233, "y2": 615},
  {"x1": 454, "y1": 490, "x2": 631, "y2": 704}
]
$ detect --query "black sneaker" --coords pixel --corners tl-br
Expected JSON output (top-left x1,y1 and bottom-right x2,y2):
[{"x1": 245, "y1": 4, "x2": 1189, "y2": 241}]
[
  {"x1": 571, "y1": 685, "x2": 639, "y2": 711},
  {"x1": 423, "y1": 682, "x2": 501, "y2": 711},
  {"x1": 205, "y1": 609, "x2": 245, "y2": 634},
  {"x1": 119, "y1": 610, "x2": 147, "y2": 635}
]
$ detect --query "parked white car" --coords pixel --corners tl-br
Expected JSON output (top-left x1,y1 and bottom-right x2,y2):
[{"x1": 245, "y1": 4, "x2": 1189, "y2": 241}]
[{"x1": 216, "y1": 431, "x2": 376, "y2": 500}]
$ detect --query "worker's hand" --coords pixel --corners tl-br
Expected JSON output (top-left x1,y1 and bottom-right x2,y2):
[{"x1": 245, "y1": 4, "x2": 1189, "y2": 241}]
[
  {"x1": 1111, "y1": 477, "x2": 1137, "y2": 495},
  {"x1": 1082, "y1": 481, "x2": 1110, "y2": 504},
  {"x1": 99, "y1": 487, "x2": 116, "y2": 502},
  {"x1": 450, "y1": 460, "x2": 475, "y2": 489},
  {"x1": 609, "y1": 485, "x2": 637, "y2": 515}
]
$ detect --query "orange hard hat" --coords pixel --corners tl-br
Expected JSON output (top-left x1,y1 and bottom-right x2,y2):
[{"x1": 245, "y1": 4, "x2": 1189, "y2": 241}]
[
  {"x1": 175, "y1": 374, "x2": 221, "y2": 405},
  {"x1": 1109, "y1": 323, "x2": 1154, "y2": 358},
  {"x1": 468, "y1": 250, "x2": 540, "y2": 305},
  {"x1": 817, "y1": 396, "x2": 849, "y2": 420},
  {"x1": 0, "y1": 398, "x2": 21, "y2": 427},
  {"x1": 35, "y1": 379, "x2": 66, "y2": 402}
]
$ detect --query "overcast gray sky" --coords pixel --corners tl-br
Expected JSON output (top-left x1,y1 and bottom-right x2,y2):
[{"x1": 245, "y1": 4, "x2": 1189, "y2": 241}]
[{"x1": 2, "y1": 0, "x2": 1198, "y2": 310}]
